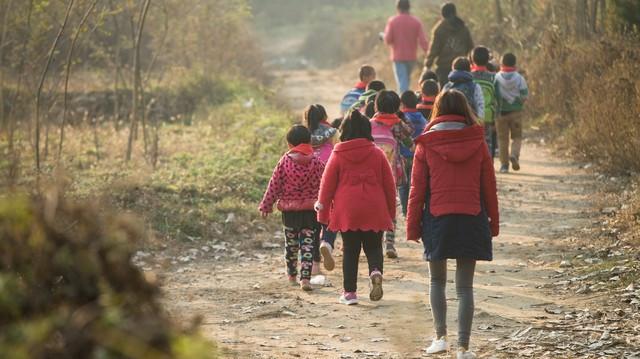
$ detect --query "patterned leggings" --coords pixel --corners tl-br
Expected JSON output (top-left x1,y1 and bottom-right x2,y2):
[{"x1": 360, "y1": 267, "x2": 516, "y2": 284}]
[{"x1": 284, "y1": 226, "x2": 315, "y2": 280}]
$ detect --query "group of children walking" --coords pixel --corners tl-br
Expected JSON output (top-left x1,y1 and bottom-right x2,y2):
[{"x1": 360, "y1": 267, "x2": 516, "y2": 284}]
[{"x1": 259, "y1": 43, "x2": 528, "y2": 357}]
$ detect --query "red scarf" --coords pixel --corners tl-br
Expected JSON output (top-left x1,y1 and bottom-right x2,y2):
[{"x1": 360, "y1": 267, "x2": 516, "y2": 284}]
[
  {"x1": 320, "y1": 120, "x2": 331, "y2": 127},
  {"x1": 500, "y1": 66, "x2": 516, "y2": 72},
  {"x1": 421, "y1": 95, "x2": 436, "y2": 103},
  {"x1": 403, "y1": 108, "x2": 418, "y2": 113},
  {"x1": 354, "y1": 81, "x2": 367, "y2": 90},
  {"x1": 417, "y1": 103, "x2": 433, "y2": 110},
  {"x1": 372, "y1": 113, "x2": 401, "y2": 126},
  {"x1": 471, "y1": 65, "x2": 488, "y2": 72},
  {"x1": 288, "y1": 143, "x2": 314, "y2": 155}
]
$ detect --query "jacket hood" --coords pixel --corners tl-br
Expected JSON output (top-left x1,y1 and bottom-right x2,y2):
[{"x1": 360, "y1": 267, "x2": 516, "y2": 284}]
[
  {"x1": 358, "y1": 89, "x2": 377, "y2": 102},
  {"x1": 284, "y1": 152, "x2": 320, "y2": 185},
  {"x1": 448, "y1": 70, "x2": 474, "y2": 83},
  {"x1": 415, "y1": 115, "x2": 485, "y2": 163},
  {"x1": 495, "y1": 71, "x2": 519, "y2": 92},
  {"x1": 311, "y1": 123, "x2": 337, "y2": 147},
  {"x1": 332, "y1": 138, "x2": 376, "y2": 164}
]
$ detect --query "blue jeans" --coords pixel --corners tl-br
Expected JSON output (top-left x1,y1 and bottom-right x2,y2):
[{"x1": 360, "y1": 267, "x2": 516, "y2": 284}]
[
  {"x1": 398, "y1": 157, "x2": 413, "y2": 216},
  {"x1": 392, "y1": 61, "x2": 415, "y2": 94},
  {"x1": 321, "y1": 224, "x2": 337, "y2": 248}
]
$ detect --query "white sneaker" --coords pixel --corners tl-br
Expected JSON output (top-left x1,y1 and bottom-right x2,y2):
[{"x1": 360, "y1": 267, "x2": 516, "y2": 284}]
[
  {"x1": 319, "y1": 241, "x2": 335, "y2": 271},
  {"x1": 456, "y1": 347, "x2": 477, "y2": 359},
  {"x1": 425, "y1": 336, "x2": 448, "y2": 354}
]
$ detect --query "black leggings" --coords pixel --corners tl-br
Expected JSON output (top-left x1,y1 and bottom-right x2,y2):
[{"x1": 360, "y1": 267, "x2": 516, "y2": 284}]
[{"x1": 341, "y1": 230, "x2": 384, "y2": 292}]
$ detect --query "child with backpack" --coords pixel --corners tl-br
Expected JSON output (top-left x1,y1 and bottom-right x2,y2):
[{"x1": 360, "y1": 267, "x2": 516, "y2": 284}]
[
  {"x1": 494, "y1": 52, "x2": 529, "y2": 173},
  {"x1": 406, "y1": 90, "x2": 499, "y2": 359},
  {"x1": 349, "y1": 80, "x2": 386, "y2": 112},
  {"x1": 304, "y1": 104, "x2": 338, "y2": 272},
  {"x1": 398, "y1": 91, "x2": 428, "y2": 218},
  {"x1": 340, "y1": 65, "x2": 376, "y2": 115},
  {"x1": 260, "y1": 125, "x2": 326, "y2": 292},
  {"x1": 417, "y1": 79, "x2": 440, "y2": 120},
  {"x1": 370, "y1": 90, "x2": 415, "y2": 258},
  {"x1": 443, "y1": 57, "x2": 484, "y2": 120},
  {"x1": 470, "y1": 46, "x2": 500, "y2": 159},
  {"x1": 315, "y1": 110, "x2": 396, "y2": 305}
]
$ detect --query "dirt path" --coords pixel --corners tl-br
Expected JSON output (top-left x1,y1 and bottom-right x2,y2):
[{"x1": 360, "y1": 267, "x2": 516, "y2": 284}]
[{"x1": 158, "y1": 68, "x2": 604, "y2": 358}]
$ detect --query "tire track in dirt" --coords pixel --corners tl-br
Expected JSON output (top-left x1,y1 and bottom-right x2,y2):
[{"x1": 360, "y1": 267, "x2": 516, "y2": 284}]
[{"x1": 159, "y1": 68, "x2": 598, "y2": 358}]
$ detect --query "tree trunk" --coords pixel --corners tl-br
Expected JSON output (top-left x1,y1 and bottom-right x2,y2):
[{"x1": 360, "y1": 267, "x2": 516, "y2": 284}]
[
  {"x1": 495, "y1": 0, "x2": 503, "y2": 23},
  {"x1": 600, "y1": 0, "x2": 606, "y2": 32},
  {"x1": 0, "y1": 0, "x2": 13, "y2": 132},
  {"x1": 35, "y1": 0, "x2": 74, "y2": 171},
  {"x1": 125, "y1": 0, "x2": 151, "y2": 162},
  {"x1": 590, "y1": 0, "x2": 599, "y2": 33},
  {"x1": 576, "y1": 0, "x2": 588, "y2": 38},
  {"x1": 109, "y1": 0, "x2": 121, "y2": 131}
]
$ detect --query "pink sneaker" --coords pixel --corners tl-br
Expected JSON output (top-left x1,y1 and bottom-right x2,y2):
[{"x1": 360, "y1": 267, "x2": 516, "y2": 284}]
[
  {"x1": 339, "y1": 291, "x2": 358, "y2": 305},
  {"x1": 369, "y1": 270, "x2": 383, "y2": 301},
  {"x1": 300, "y1": 279, "x2": 313, "y2": 291},
  {"x1": 287, "y1": 275, "x2": 297, "y2": 286}
]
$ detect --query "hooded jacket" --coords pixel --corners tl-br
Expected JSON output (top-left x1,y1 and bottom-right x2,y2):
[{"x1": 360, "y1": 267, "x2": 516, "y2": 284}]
[
  {"x1": 495, "y1": 70, "x2": 529, "y2": 113},
  {"x1": 424, "y1": 17, "x2": 474, "y2": 70},
  {"x1": 317, "y1": 138, "x2": 396, "y2": 233},
  {"x1": 311, "y1": 124, "x2": 338, "y2": 163},
  {"x1": 349, "y1": 89, "x2": 378, "y2": 112},
  {"x1": 399, "y1": 110, "x2": 428, "y2": 158},
  {"x1": 259, "y1": 151, "x2": 325, "y2": 213},
  {"x1": 406, "y1": 115, "x2": 499, "y2": 261},
  {"x1": 443, "y1": 70, "x2": 485, "y2": 119}
]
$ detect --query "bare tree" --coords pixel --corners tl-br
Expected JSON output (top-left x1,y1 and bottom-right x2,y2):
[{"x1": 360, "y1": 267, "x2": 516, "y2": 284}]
[
  {"x1": 0, "y1": 0, "x2": 13, "y2": 132},
  {"x1": 576, "y1": 0, "x2": 588, "y2": 38},
  {"x1": 495, "y1": 0, "x2": 503, "y2": 23}
]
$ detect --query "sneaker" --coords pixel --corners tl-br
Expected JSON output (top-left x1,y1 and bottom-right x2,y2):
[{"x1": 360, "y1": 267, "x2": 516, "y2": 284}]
[
  {"x1": 300, "y1": 279, "x2": 313, "y2": 291},
  {"x1": 287, "y1": 275, "x2": 297, "y2": 286},
  {"x1": 456, "y1": 347, "x2": 477, "y2": 359},
  {"x1": 425, "y1": 336, "x2": 448, "y2": 354},
  {"x1": 369, "y1": 270, "x2": 383, "y2": 301},
  {"x1": 499, "y1": 164, "x2": 509, "y2": 173},
  {"x1": 320, "y1": 242, "x2": 335, "y2": 271},
  {"x1": 385, "y1": 242, "x2": 398, "y2": 259},
  {"x1": 339, "y1": 292, "x2": 358, "y2": 305},
  {"x1": 311, "y1": 261, "x2": 321, "y2": 276},
  {"x1": 510, "y1": 154, "x2": 520, "y2": 171}
]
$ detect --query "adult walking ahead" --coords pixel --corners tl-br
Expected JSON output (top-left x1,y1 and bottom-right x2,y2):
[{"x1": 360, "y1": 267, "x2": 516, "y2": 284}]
[
  {"x1": 384, "y1": 0, "x2": 428, "y2": 94},
  {"x1": 423, "y1": 2, "x2": 474, "y2": 88}
]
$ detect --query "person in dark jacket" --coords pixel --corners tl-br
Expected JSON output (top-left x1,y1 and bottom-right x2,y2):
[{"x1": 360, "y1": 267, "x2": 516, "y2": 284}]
[
  {"x1": 423, "y1": 2, "x2": 474, "y2": 88},
  {"x1": 406, "y1": 90, "x2": 499, "y2": 359}
]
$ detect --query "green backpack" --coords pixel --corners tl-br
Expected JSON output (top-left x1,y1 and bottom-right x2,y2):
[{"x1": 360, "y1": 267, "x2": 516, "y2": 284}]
[{"x1": 472, "y1": 71, "x2": 498, "y2": 124}]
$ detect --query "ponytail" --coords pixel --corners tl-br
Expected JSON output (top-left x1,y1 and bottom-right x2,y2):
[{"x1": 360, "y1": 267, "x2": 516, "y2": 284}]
[{"x1": 303, "y1": 105, "x2": 322, "y2": 133}]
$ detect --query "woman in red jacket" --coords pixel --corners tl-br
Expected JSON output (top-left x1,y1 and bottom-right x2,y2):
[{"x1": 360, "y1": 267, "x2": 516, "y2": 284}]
[
  {"x1": 316, "y1": 110, "x2": 396, "y2": 305},
  {"x1": 406, "y1": 90, "x2": 499, "y2": 359}
]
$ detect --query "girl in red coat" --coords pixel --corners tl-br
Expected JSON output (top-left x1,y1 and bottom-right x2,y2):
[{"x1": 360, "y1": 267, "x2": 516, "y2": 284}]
[
  {"x1": 316, "y1": 110, "x2": 396, "y2": 305},
  {"x1": 406, "y1": 90, "x2": 499, "y2": 359},
  {"x1": 260, "y1": 125, "x2": 325, "y2": 292}
]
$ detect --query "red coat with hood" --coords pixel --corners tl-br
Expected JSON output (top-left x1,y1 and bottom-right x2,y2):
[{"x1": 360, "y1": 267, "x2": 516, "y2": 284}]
[
  {"x1": 259, "y1": 150, "x2": 325, "y2": 213},
  {"x1": 406, "y1": 115, "x2": 499, "y2": 261},
  {"x1": 317, "y1": 138, "x2": 396, "y2": 233}
]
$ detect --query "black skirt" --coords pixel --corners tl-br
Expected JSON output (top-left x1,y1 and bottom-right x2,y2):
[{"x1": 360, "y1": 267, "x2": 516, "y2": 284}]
[{"x1": 282, "y1": 210, "x2": 319, "y2": 231}]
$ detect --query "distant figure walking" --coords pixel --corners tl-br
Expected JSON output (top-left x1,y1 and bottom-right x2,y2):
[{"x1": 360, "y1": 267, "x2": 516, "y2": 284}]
[
  {"x1": 383, "y1": 0, "x2": 428, "y2": 94},
  {"x1": 423, "y1": 2, "x2": 474, "y2": 88}
]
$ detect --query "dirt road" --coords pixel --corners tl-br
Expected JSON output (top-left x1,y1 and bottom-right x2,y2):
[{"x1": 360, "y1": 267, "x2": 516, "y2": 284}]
[{"x1": 158, "y1": 68, "x2": 607, "y2": 358}]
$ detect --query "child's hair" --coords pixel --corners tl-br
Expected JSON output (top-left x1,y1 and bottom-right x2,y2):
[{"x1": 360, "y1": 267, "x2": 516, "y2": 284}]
[
  {"x1": 287, "y1": 124, "x2": 312, "y2": 146},
  {"x1": 314, "y1": 103, "x2": 328, "y2": 121},
  {"x1": 471, "y1": 46, "x2": 490, "y2": 66},
  {"x1": 340, "y1": 110, "x2": 374, "y2": 142},
  {"x1": 441, "y1": 2, "x2": 456, "y2": 17},
  {"x1": 400, "y1": 90, "x2": 419, "y2": 109},
  {"x1": 501, "y1": 53, "x2": 517, "y2": 67},
  {"x1": 375, "y1": 90, "x2": 401, "y2": 114},
  {"x1": 396, "y1": 0, "x2": 410, "y2": 12},
  {"x1": 366, "y1": 80, "x2": 386, "y2": 92},
  {"x1": 419, "y1": 69, "x2": 439, "y2": 84},
  {"x1": 303, "y1": 104, "x2": 323, "y2": 132},
  {"x1": 430, "y1": 89, "x2": 478, "y2": 125},
  {"x1": 359, "y1": 65, "x2": 375, "y2": 81},
  {"x1": 365, "y1": 101, "x2": 376, "y2": 118},
  {"x1": 421, "y1": 79, "x2": 440, "y2": 97},
  {"x1": 452, "y1": 56, "x2": 471, "y2": 71},
  {"x1": 486, "y1": 62, "x2": 497, "y2": 72},
  {"x1": 331, "y1": 117, "x2": 343, "y2": 129}
]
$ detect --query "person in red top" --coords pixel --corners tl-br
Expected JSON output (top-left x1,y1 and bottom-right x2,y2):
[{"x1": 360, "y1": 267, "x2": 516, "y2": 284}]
[
  {"x1": 316, "y1": 110, "x2": 396, "y2": 306},
  {"x1": 406, "y1": 90, "x2": 499, "y2": 358},
  {"x1": 383, "y1": 0, "x2": 429, "y2": 94}
]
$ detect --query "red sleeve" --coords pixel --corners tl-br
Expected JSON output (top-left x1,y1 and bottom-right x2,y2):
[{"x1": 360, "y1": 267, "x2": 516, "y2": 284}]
[
  {"x1": 384, "y1": 17, "x2": 393, "y2": 45},
  {"x1": 379, "y1": 150, "x2": 397, "y2": 221},
  {"x1": 259, "y1": 157, "x2": 286, "y2": 213},
  {"x1": 406, "y1": 144, "x2": 429, "y2": 241},
  {"x1": 317, "y1": 154, "x2": 339, "y2": 224},
  {"x1": 418, "y1": 21, "x2": 428, "y2": 53},
  {"x1": 480, "y1": 143, "x2": 499, "y2": 236}
]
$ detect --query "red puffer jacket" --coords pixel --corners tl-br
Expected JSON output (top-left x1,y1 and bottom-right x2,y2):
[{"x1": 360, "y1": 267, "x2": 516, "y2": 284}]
[{"x1": 406, "y1": 115, "x2": 499, "y2": 241}]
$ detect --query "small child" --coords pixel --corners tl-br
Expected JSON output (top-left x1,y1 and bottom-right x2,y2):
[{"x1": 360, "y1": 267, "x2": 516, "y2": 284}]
[
  {"x1": 349, "y1": 80, "x2": 386, "y2": 112},
  {"x1": 340, "y1": 65, "x2": 376, "y2": 115},
  {"x1": 370, "y1": 90, "x2": 415, "y2": 258},
  {"x1": 417, "y1": 79, "x2": 440, "y2": 120},
  {"x1": 443, "y1": 57, "x2": 485, "y2": 120},
  {"x1": 260, "y1": 125, "x2": 325, "y2": 291},
  {"x1": 316, "y1": 110, "x2": 396, "y2": 305},
  {"x1": 470, "y1": 46, "x2": 500, "y2": 160},
  {"x1": 419, "y1": 69, "x2": 439, "y2": 88},
  {"x1": 494, "y1": 52, "x2": 529, "y2": 173},
  {"x1": 398, "y1": 91, "x2": 428, "y2": 218}
]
